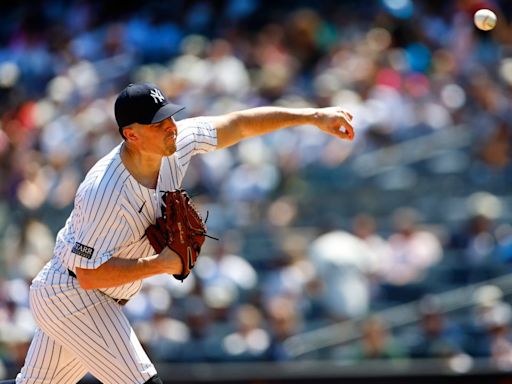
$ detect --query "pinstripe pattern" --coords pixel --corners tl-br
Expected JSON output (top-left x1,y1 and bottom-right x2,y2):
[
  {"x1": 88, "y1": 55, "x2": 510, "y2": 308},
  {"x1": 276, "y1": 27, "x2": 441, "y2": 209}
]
[
  {"x1": 18, "y1": 275, "x2": 156, "y2": 384},
  {"x1": 17, "y1": 118, "x2": 217, "y2": 383},
  {"x1": 16, "y1": 327, "x2": 88, "y2": 384}
]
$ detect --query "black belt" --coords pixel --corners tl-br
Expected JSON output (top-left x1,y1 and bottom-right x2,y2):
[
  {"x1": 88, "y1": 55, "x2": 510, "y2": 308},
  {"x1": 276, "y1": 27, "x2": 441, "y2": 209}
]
[{"x1": 67, "y1": 269, "x2": 129, "y2": 306}]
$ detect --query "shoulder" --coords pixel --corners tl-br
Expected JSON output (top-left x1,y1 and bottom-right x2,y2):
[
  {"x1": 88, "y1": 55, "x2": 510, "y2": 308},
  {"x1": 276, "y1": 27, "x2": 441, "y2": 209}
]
[
  {"x1": 77, "y1": 145, "x2": 128, "y2": 203},
  {"x1": 174, "y1": 117, "x2": 217, "y2": 159},
  {"x1": 176, "y1": 117, "x2": 215, "y2": 135}
]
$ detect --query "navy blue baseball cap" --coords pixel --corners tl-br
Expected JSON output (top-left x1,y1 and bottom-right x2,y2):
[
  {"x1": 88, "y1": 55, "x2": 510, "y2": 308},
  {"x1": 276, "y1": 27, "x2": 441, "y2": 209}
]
[{"x1": 114, "y1": 83, "x2": 184, "y2": 133}]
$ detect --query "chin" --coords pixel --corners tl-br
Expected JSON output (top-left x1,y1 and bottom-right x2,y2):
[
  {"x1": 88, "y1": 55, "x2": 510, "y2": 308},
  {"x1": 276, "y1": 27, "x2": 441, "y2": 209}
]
[{"x1": 164, "y1": 146, "x2": 176, "y2": 156}]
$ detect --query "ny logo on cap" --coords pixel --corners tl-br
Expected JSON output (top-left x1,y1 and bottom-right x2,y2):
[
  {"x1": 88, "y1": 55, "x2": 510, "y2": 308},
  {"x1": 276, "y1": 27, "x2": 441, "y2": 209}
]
[{"x1": 150, "y1": 88, "x2": 165, "y2": 104}]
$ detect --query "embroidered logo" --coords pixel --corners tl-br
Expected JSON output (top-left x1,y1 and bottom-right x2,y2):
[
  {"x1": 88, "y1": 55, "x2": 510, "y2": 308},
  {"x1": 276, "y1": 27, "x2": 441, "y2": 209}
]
[
  {"x1": 150, "y1": 88, "x2": 164, "y2": 104},
  {"x1": 72, "y1": 242, "x2": 94, "y2": 259}
]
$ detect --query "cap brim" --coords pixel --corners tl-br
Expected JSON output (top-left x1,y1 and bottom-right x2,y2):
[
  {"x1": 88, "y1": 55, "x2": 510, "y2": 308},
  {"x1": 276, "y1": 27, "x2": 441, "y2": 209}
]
[{"x1": 151, "y1": 103, "x2": 185, "y2": 123}]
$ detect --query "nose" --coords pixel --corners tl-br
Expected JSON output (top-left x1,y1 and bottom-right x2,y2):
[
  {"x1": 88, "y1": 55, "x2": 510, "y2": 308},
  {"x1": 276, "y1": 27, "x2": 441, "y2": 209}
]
[{"x1": 164, "y1": 118, "x2": 177, "y2": 133}]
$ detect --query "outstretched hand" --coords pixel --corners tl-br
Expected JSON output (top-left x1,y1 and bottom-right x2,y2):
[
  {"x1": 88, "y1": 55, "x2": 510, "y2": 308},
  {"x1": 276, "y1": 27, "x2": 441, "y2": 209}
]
[{"x1": 315, "y1": 107, "x2": 355, "y2": 141}]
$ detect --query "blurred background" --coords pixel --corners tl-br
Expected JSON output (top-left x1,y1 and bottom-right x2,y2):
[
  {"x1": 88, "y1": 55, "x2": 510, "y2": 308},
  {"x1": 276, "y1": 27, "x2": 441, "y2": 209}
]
[{"x1": 0, "y1": 0, "x2": 512, "y2": 383}]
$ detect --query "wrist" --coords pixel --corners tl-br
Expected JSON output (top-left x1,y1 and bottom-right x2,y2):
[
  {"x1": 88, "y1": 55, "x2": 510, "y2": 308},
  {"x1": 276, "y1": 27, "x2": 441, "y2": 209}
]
[
  {"x1": 302, "y1": 108, "x2": 319, "y2": 125},
  {"x1": 157, "y1": 247, "x2": 184, "y2": 274}
]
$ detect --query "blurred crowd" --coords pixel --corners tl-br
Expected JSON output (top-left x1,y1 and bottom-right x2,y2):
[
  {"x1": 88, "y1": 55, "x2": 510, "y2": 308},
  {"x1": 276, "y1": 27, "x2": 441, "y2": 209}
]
[{"x1": 1, "y1": 0, "x2": 512, "y2": 378}]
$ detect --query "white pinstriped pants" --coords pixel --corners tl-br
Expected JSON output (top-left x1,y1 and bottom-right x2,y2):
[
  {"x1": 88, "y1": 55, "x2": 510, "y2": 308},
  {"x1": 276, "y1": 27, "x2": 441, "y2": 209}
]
[{"x1": 16, "y1": 280, "x2": 157, "y2": 384}]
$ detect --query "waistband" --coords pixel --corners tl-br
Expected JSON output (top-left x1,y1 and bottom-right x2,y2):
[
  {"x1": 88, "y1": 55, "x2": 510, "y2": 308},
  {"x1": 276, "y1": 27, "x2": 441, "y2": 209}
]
[{"x1": 67, "y1": 269, "x2": 129, "y2": 306}]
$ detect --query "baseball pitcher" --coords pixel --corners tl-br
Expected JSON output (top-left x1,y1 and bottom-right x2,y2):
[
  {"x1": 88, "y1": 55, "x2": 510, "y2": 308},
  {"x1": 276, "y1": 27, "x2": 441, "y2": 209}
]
[{"x1": 16, "y1": 83, "x2": 354, "y2": 383}]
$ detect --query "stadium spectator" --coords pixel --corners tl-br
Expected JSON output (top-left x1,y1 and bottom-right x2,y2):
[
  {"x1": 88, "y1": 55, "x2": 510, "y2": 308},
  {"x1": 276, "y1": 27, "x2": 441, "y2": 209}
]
[
  {"x1": 408, "y1": 296, "x2": 467, "y2": 359},
  {"x1": 381, "y1": 207, "x2": 443, "y2": 286}
]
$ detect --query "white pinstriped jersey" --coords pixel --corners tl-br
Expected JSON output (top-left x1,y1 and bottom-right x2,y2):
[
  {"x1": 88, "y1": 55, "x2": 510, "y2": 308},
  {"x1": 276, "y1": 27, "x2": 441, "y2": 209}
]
[{"x1": 33, "y1": 117, "x2": 216, "y2": 300}]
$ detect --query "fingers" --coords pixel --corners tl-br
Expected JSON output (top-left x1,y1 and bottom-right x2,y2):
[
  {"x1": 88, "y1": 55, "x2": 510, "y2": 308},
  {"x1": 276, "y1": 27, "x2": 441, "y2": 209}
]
[
  {"x1": 344, "y1": 111, "x2": 354, "y2": 121},
  {"x1": 314, "y1": 107, "x2": 355, "y2": 141},
  {"x1": 335, "y1": 109, "x2": 355, "y2": 141},
  {"x1": 338, "y1": 124, "x2": 355, "y2": 140}
]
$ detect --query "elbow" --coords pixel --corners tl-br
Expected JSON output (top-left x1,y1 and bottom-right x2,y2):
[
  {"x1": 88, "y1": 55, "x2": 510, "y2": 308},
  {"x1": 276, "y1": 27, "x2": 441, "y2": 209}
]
[
  {"x1": 75, "y1": 268, "x2": 96, "y2": 290},
  {"x1": 79, "y1": 281, "x2": 96, "y2": 290}
]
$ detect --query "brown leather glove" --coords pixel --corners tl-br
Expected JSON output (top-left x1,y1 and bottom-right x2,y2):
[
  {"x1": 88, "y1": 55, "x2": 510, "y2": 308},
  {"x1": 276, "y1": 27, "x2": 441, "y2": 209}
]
[{"x1": 145, "y1": 189, "x2": 207, "y2": 281}]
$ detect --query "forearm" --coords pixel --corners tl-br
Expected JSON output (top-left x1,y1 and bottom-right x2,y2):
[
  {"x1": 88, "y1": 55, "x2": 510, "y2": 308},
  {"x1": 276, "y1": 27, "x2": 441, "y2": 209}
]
[
  {"x1": 215, "y1": 107, "x2": 316, "y2": 148},
  {"x1": 76, "y1": 248, "x2": 181, "y2": 289},
  {"x1": 214, "y1": 106, "x2": 354, "y2": 148},
  {"x1": 230, "y1": 107, "x2": 317, "y2": 137}
]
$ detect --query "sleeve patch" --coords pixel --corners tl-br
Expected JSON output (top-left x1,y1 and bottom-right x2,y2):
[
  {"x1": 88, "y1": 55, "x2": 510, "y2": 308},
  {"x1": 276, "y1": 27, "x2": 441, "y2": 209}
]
[{"x1": 72, "y1": 242, "x2": 95, "y2": 259}]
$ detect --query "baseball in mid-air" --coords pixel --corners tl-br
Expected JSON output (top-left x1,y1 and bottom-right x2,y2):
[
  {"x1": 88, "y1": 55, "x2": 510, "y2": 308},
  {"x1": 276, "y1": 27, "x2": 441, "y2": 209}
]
[{"x1": 474, "y1": 9, "x2": 497, "y2": 31}]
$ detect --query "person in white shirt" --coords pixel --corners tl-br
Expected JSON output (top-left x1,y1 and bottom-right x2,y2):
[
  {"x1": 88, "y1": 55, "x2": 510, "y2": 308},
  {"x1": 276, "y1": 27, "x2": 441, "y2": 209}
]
[{"x1": 16, "y1": 82, "x2": 354, "y2": 384}]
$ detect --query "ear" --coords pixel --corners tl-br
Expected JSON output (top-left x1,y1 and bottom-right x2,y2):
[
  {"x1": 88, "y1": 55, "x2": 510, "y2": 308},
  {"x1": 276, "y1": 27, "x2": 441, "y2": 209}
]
[{"x1": 123, "y1": 126, "x2": 138, "y2": 142}]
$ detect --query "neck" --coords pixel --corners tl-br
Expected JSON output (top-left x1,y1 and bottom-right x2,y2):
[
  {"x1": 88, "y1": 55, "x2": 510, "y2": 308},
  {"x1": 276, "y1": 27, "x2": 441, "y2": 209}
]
[{"x1": 121, "y1": 142, "x2": 161, "y2": 189}]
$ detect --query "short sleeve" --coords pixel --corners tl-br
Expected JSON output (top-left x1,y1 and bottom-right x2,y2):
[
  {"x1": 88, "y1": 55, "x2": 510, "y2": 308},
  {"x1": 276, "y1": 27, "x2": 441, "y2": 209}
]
[{"x1": 175, "y1": 117, "x2": 217, "y2": 169}]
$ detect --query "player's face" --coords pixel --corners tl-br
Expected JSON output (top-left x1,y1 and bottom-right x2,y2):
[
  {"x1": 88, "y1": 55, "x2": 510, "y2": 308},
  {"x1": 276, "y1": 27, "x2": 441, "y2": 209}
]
[
  {"x1": 133, "y1": 118, "x2": 178, "y2": 156},
  {"x1": 154, "y1": 117, "x2": 178, "y2": 156}
]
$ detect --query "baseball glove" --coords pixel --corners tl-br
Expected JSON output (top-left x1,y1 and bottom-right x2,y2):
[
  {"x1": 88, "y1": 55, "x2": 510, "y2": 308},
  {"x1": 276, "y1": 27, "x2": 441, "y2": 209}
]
[{"x1": 145, "y1": 189, "x2": 209, "y2": 281}]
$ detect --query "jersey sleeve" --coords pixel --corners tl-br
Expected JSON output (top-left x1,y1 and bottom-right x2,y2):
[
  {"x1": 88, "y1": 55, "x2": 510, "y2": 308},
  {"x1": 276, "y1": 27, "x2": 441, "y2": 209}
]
[
  {"x1": 61, "y1": 182, "x2": 131, "y2": 271},
  {"x1": 175, "y1": 117, "x2": 217, "y2": 169}
]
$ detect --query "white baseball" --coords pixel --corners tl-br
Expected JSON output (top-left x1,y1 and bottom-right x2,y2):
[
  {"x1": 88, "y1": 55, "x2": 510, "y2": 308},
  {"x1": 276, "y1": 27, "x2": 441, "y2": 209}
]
[{"x1": 474, "y1": 9, "x2": 497, "y2": 31}]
